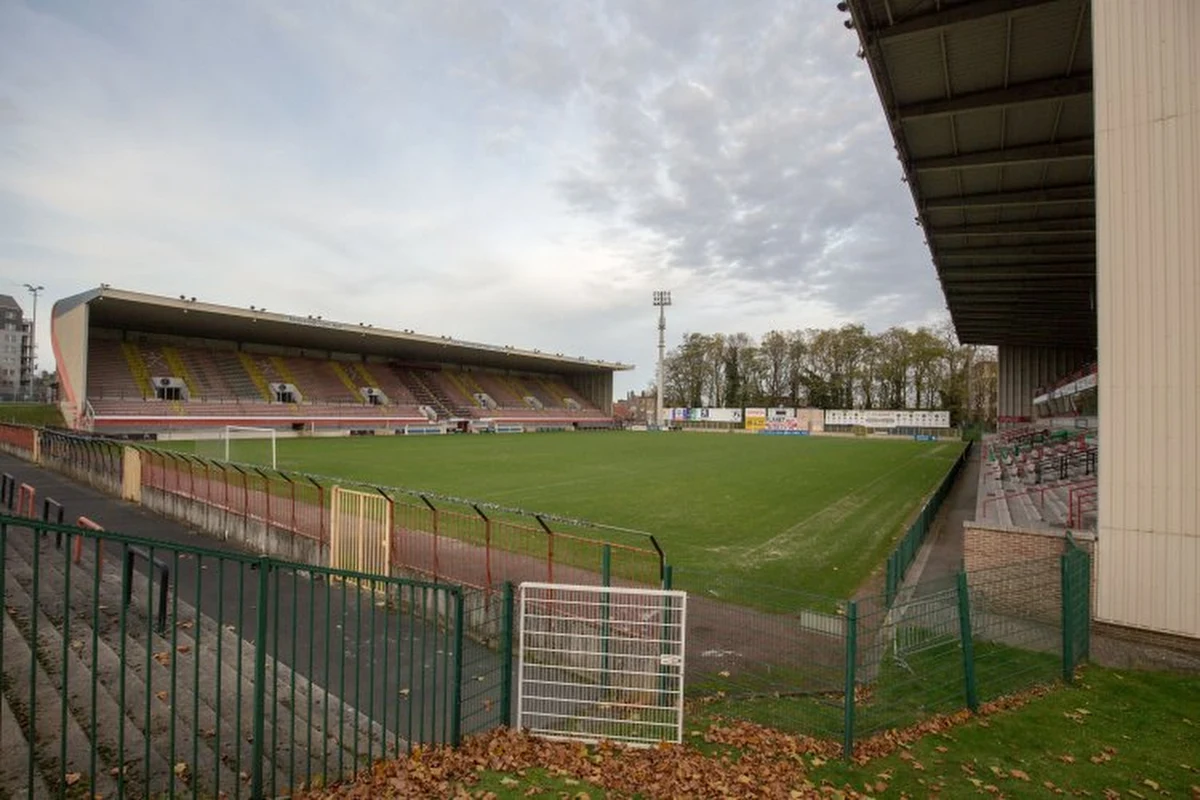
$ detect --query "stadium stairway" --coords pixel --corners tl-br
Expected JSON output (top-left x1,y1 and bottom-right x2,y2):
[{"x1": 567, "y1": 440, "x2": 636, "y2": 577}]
[
  {"x1": 236, "y1": 353, "x2": 274, "y2": 402},
  {"x1": 0, "y1": 521, "x2": 396, "y2": 798},
  {"x1": 120, "y1": 343, "x2": 155, "y2": 400},
  {"x1": 161, "y1": 346, "x2": 200, "y2": 400},
  {"x1": 329, "y1": 361, "x2": 366, "y2": 400}
]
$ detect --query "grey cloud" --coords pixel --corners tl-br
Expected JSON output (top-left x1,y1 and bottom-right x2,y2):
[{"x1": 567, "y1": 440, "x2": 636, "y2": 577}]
[{"x1": 473, "y1": 0, "x2": 941, "y2": 327}]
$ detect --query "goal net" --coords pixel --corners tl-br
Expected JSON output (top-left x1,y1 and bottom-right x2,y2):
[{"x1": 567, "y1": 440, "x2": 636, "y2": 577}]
[{"x1": 196, "y1": 425, "x2": 278, "y2": 469}]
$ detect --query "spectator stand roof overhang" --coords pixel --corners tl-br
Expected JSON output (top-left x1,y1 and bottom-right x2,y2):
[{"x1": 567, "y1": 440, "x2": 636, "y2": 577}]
[
  {"x1": 59, "y1": 287, "x2": 633, "y2": 375},
  {"x1": 842, "y1": 0, "x2": 1096, "y2": 350}
]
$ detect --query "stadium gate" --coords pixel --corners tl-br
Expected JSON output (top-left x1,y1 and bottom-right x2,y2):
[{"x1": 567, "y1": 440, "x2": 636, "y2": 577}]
[
  {"x1": 517, "y1": 582, "x2": 687, "y2": 746},
  {"x1": 329, "y1": 486, "x2": 392, "y2": 577}
]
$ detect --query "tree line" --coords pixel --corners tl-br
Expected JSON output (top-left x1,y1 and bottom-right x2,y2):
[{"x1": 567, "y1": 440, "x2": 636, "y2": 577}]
[{"x1": 657, "y1": 322, "x2": 998, "y2": 425}]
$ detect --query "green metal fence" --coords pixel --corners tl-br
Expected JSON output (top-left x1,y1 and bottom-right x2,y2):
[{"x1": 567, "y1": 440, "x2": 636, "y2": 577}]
[
  {"x1": 885, "y1": 441, "x2": 974, "y2": 605},
  {"x1": 685, "y1": 546, "x2": 1091, "y2": 756},
  {"x1": 0, "y1": 512, "x2": 509, "y2": 799}
]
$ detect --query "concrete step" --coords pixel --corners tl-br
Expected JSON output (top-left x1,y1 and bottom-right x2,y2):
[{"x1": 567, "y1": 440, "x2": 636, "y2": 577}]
[
  {"x1": 1042, "y1": 491, "x2": 1069, "y2": 526},
  {"x1": 5, "y1": 527, "x2": 401, "y2": 796},
  {"x1": 1, "y1": 613, "x2": 118, "y2": 799},
  {"x1": 0, "y1": 692, "x2": 52, "y2": 800},
  {"x1": 1, "y1": 555, "x2": 174, "y2": 793},
  {"x1": 5, "y1": 531, "x2": 262, "y2": 795}
]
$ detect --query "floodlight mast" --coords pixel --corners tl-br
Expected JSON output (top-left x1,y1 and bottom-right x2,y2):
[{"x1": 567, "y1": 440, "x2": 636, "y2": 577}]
[
  {"x1": 653, "y1": 290, "x2": 672, "y2": 429},
  {"x1": 23, "y1": 284, "x2": 44, "y2": 401}
]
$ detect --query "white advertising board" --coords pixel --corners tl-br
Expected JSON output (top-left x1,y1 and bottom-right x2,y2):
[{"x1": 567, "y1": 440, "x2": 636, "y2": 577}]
[{"x1": 825, "y1": 409, "x2": 950, "y2": 428}]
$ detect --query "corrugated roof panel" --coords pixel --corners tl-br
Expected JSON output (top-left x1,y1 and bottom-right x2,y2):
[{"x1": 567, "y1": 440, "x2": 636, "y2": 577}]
[
  {"x1": 912, "y1": 173, "x2": 953, "y2": 200},
  {"x1": 993, "y1": 162, "x2": 1059, "y2": 189},
  {"x1": 844, "y1": 0, "x2": 1095, "y2": 348},
  {"x1": 1049, "y1": 97, "x2": 1094, "y2": 139},
  {"x1": 942, "y1": 17, "x2": 1012, "y2": 95},
  {"x1": 879, "y1": 34, "x2": 949, "y2": 104},
  {"x1": 949, "y1": 111, "x2": 1011, "y2": 152},
  {"x1": 898, "y1": 116, "x2": 957, "y2": 157},
  {"x1": 995, "y1": 202, "x2": 1093, "y2": 223},
  {"x1": 1042, "y1": 160, "x2": 1095, "y2": 186},
  {"x1": 996, "y1": 99, "x2": 1094, "y2": 147},
  {"x1": 1007, "y1": 1, "x2": 1090, "y2": 82}
]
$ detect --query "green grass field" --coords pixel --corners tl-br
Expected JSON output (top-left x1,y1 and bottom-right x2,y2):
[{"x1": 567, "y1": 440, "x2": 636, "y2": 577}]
[
  {"x1": 175, "y1": 431, "x2": 963, "y2": 599},
  {"x1": 302, "y1": 666, "x2": 1200, "y2": 799},
  {"x1": 0, "y1": 403, "x2": 64, "y2": 427}
]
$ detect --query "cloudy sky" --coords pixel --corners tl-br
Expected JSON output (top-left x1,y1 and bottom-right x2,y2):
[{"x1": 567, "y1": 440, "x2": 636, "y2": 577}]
[{"x1": 0, "y1": 0, "x2": 944, "y2": 394}]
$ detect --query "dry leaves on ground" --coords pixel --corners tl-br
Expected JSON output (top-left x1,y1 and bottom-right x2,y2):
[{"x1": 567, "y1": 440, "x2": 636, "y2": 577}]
[{"x1": 292, "y1": 725, "x2": 864, "y2": 800}]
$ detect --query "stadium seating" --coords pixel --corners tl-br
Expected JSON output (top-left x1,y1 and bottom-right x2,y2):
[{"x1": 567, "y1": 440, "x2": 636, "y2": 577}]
[
  {"x1": 473, "y1": 372, "x2": 538, "y2": 408},
  {"x1": 86, "y1": 339, "x2": 144, "y2": 399},
  {"x1": 83, "y1": 337, "x2": 612, "y2": 431},
  {"x1": 356, "y1": 363, "x2": 419, "y2": 406},
  {"x1": 976, "y1": 429, "x2": 1098, "y2": 531}
]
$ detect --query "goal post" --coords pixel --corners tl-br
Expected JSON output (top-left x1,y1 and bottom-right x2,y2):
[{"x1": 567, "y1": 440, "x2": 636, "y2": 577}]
[{"x1": 214, "y1": 425, "x2": 278, "y2": 469}]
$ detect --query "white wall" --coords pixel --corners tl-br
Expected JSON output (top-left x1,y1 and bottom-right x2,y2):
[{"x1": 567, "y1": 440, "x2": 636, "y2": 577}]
[{"x1": 1095, "y1": 0, "x2": 1200, "y2": 638}]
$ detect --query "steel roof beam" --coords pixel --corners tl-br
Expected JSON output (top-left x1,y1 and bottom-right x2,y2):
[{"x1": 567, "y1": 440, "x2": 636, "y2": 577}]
[
  {"x1": 923, "y1": 183, "x2": 1093, "y2": 209},
  {"x1": 943, "y1": 275, "x2": 1093, "y2": 285},
  {"x1": 912, "y1": 138, "x2": 1094, "y2": 171},
  {"x1": 929, "y1": 217, "x2": 1095, "y2": 236},
  {"x1": 863, "y1": 0, "x2": 1066, "y2": 41},
  {"x1": 939, "y1": 262, "x2": 1093, "y2": 277},
  {"x1": 937, "y1": 243, "x2": 1095, "y2": 257},
  {"x1": 898, "y1": 74, "x2": 1092, "y2": 119}
]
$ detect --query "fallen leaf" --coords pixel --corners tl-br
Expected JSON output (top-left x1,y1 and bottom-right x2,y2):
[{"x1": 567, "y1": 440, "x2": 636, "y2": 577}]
[
  {"x1": 1011, "y1": 769, "x2": 1030, "y2": 781},
  {"x1": 65, "y1": 773, "x2": 82, "y2": 786},
  {"x1": 1143, "y1": 779, "x2": 1160, "y2": 790},
  {"x1": 156, "y1": 691, "x2": 169, "y2": 702},
  {"x1": 176, "y1": 644, "x2": 191, "y2": 654}
]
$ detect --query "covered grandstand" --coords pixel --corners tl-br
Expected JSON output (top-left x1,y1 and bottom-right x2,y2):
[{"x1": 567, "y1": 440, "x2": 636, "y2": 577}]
[
  {"x1": 50, "y1": 287, "x2": 627, "y2": 435},
  {"x1": 843, "y1": 0, "x2": 1198, "y2": 641}
]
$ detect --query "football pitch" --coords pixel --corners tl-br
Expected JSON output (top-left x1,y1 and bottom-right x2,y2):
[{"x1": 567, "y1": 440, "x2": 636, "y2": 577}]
[{"x1": 179, "y1": 431, "x2": 964, "y2": 600}]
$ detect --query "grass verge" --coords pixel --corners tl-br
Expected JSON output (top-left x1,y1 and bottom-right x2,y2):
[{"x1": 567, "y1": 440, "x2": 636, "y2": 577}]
[{"x1": 293, "y1": 665, "x2": 1200, "y2": 799}]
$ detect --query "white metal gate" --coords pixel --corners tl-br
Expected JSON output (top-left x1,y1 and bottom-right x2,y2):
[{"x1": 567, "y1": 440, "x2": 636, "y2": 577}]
[
  {"x1": 329, "y1": 486, "x2": 392, "y2": 577},
  {"x1": 517, "y1": 582, "x2": 687, "y2": 746}
]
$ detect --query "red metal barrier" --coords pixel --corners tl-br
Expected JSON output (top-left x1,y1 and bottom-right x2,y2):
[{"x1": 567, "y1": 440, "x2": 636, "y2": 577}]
[
  {"x1": 1068, "y1": 483, "x2": 1099, "y2": 527},
  {"x1": 16, "y1": 483, "x2": 36, "y2": 518},
  {"x1": 74, "y1": 515, "x2": 104, "y2": 565},
  {"x1": 0, "y1": 423, "x2": 36, "y2": 457}
]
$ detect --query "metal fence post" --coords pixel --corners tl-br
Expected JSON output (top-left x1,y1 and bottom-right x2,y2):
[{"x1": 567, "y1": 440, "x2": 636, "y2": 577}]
[
  {"x1": 843, "y1": 600, "x2": 858, "y2": 759},
  {"x1": 1061, "y1": 553, "x2": 1076, "y2": 682},
  {"x1": 451, "y1": 588, "x2": 465, "y2": 746},
  {"x1": 659, "y1": 565, "x2": 673, "y2": 704},
  {"x1": 601, "y1": 545, "x2": 612, "y2": 690},
  {"x1": 250, "y1": 557, "x2": 270, "y2": 799},
  {"x1": 500, "y1": 582, "x2": 514, "y2": 727},
  {"x1": 956, "y1": 572, "x2": 979, "y2": 712},
  {"x1": 885, "y1": 555, "x2": 897, "y2": 606}
]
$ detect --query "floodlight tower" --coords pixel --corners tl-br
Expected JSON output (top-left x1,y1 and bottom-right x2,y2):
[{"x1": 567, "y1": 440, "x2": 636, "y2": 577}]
[
  {"x1": 23, "y1": 283, "x2": 43, "y2": 401},
  {"x1": 652, "y1": 290, "x2": 672, "y2": 429}
]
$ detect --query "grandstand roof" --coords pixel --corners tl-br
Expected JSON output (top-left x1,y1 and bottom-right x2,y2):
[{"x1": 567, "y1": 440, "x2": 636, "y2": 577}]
[
  {"x1": 60, "y1": 287, "x2": 632, "y2": 374},
  {"x1": 842, "y1": 0, "x2": 1095, "y2": 349}
]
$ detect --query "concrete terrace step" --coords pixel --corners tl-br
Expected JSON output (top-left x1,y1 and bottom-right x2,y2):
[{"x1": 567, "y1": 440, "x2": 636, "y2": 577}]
[
  {"x1": 1, "y1": 557, "x2": 176, "y2": 793},
  {"x1": 2, "y1": 536, "x2": 237, "y2": 796},
  {"x1": 1, "y1": 614, "x2": 119, "y2": 799},
  {"x1": 0, "y1": 692, "x2": 52, "y2": 799},
  {"x1": 3, "y1": 524, "x2": 402, "y2": 797}
]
